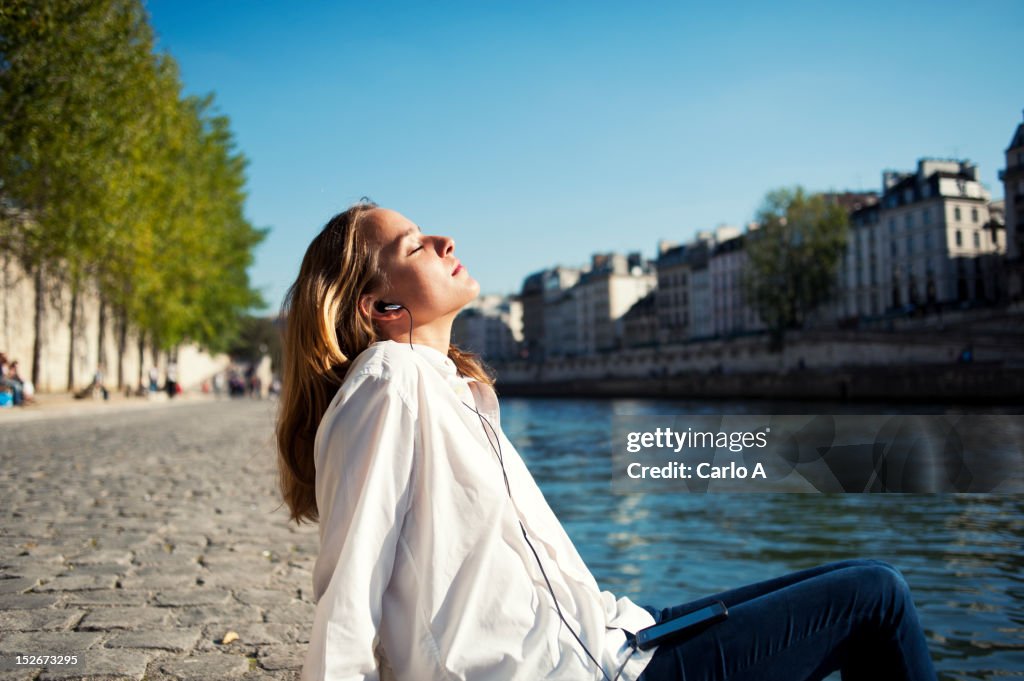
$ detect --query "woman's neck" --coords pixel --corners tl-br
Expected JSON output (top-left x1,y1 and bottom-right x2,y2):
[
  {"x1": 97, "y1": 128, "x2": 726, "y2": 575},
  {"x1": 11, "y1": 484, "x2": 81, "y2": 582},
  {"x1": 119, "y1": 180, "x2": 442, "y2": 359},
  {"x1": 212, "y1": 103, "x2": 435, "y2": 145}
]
[{"x1": 388, "y1": 321, "x2": 452, "y2": 356}]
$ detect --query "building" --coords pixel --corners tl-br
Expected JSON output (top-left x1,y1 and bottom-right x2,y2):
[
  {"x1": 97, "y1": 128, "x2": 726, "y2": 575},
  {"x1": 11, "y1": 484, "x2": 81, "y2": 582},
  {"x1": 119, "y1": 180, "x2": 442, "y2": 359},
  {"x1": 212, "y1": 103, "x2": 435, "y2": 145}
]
[
  {"x1": 709, "y1": 234, "x2": 765, "y2": 336},
  {"x1": 999, "y1": 110, "x2": 1024, "y2": 299},
  {"x1": 544, "y1": 288, "x2": 579, "y2": 357},
  {"x1": 518, "y1": 266, "x2": 581, "y2": 360},
  {"x1": 877, "y1": 159, "x2": 1002, "y2": 312},
  {"x1": 654, "y1": 243, "x2": 690, "y2": 344},
  {"x1": 621, "y1": 291, "x2": 658, "y2": 348},
  {"x1": 570, "y1": 252, "x2": 655, "y2": 354},
  {"x1": 655, "y1": 225, "x2": 736, "y2": 344},
  {"x1": 836, "y1": 195, "x2": 882, "y2": 320},
  {"x1": 451, "y1": 294, "x2": 523, "y2": 361},
  {"x1": 688, "y1": 246, "x2": 714, "y2": 340}
]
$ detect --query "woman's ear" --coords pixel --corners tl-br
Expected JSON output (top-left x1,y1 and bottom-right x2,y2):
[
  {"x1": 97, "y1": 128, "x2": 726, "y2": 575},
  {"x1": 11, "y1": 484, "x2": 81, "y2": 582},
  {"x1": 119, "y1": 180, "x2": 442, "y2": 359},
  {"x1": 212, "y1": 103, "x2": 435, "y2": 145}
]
[{"x1": 357, "y1": 294, "x2": 376, "y2": 320}]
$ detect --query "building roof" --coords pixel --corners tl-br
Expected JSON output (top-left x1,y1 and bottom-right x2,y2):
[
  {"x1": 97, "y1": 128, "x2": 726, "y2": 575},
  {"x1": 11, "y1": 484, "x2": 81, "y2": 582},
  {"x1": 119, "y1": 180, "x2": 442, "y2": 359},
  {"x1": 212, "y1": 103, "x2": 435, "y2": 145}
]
[
  {"x1": 1008, "y1": 110, "x2": 1024, "y2": 151},
  {"x1": 712, "y1": 234, "x2": 745, "y2": 256},
  {"x1": 622, "y1": 291, "x2": 657, "y2": 320}
]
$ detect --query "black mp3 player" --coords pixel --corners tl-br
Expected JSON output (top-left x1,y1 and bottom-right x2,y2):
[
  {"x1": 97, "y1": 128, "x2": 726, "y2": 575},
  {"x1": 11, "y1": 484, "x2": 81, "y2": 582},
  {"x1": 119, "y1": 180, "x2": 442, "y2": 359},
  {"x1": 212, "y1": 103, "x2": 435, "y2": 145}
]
[{"x1": 634, "y1": 600, "x2": 729, "y2": 650}]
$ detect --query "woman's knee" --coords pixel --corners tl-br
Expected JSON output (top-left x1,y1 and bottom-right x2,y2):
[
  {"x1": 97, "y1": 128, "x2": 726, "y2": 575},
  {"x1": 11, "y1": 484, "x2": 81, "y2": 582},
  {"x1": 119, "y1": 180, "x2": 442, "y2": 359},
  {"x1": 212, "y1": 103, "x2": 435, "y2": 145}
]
[
  {"x1": 825, "y1": 558, "x2": 907, "y2": 582},
  {"x1": 821, "y1": 560, "x2": 913, "y2": 611},
  {"x1": 854, "y1": 563, "x2": 915, "y2": 626},
  {"x1": 859, "y1": 560, "x2": 911, "y2": 591}
]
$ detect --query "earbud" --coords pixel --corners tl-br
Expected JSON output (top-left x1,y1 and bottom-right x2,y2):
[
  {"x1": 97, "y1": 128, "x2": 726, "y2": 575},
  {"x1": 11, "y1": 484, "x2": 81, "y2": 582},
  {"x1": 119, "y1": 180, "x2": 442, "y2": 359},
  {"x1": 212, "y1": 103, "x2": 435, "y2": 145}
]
[{"x1": 374, "y1": 301, "x2": 404, "y2": 313}]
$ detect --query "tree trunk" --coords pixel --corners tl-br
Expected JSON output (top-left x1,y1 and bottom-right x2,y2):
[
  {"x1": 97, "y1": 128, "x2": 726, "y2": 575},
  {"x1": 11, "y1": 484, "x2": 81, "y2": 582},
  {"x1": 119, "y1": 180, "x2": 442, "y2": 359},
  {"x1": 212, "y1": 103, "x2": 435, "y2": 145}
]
[
  {"x1": 67, "y1": 282, "x2": 79, "y2": 390},
  {"x1": 116, "y1": 305, "x2": 127, "y2": 389},
  {"x1": 137, "y1": 330, "x2": 146, "y2": 388},
  {"x1": 96, "y1": 295, "x2": 107, "y2": 374},
  {"x1": 31, "y1": 262, "x2": 44, "y2": 389},
  {"x1": 1, "y1": 251, "x2": 10, "y2": 352}
]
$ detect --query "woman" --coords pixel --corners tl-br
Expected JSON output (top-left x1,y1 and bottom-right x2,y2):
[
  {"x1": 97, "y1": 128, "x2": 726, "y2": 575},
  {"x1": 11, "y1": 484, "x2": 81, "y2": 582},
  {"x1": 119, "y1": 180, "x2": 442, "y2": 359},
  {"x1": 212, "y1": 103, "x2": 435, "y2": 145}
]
[{"x1": 276, "y1": 200, "x2": 938, "y2": 681}]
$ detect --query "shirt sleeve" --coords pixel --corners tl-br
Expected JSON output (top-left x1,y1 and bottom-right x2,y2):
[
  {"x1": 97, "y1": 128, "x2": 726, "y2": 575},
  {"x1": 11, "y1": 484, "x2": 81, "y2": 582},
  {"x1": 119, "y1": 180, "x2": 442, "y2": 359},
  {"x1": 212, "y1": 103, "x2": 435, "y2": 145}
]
[{"x1": 310, "y1": 374, "x2": 417, "y2": 681}]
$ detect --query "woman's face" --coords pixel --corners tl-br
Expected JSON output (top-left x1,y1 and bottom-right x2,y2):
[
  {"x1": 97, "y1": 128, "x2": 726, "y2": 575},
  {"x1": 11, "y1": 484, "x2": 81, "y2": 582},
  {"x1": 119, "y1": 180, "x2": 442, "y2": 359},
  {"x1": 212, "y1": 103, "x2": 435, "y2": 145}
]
[{"x1": 363, "y1": 208, "x2": 480, "y2": 328}]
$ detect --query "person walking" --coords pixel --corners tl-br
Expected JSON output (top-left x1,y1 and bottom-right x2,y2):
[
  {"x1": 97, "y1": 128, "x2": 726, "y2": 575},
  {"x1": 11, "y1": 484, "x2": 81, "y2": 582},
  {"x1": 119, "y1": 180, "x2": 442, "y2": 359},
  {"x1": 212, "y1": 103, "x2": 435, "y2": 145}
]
[{"x1": 165, "y1": 361, "x2": 178, "y2": 398}]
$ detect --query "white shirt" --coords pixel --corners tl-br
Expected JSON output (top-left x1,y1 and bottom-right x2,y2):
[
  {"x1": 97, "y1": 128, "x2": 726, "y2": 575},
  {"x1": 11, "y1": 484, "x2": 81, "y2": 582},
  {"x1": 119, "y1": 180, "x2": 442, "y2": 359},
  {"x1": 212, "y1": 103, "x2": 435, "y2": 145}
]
[{"x1": 301, "y1": 340, "x2": 657, "y2": 681}]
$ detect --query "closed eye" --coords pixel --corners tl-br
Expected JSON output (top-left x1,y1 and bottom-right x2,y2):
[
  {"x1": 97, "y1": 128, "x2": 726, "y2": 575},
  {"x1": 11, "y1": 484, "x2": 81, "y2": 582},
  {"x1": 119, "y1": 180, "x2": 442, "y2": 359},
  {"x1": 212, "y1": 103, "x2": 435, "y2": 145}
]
[{"x1": 409, "y1": 244, "x2": 424, "y2": 255}]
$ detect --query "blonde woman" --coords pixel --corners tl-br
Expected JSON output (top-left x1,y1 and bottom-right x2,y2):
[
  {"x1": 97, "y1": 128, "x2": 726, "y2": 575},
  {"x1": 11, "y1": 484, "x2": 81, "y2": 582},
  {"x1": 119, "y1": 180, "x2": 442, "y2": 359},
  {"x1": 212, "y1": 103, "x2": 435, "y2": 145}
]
[{"x1": 277, "y1": 200, "x2": 937, "y2": 681}]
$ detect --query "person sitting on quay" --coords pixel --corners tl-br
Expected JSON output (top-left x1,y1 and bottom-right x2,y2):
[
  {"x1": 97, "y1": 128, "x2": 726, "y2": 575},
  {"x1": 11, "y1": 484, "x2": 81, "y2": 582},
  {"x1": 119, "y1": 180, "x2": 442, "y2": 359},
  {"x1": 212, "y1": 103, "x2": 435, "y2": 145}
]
[
  {"x1": 74, "y1": 364, "x2": 109, "y2": 400},
  {"x1": 0, "y1": 352, "x2": 32, "y2": 406},
  {"x1": 8, "y1": 361, "x2": 35, "y2": 405}
]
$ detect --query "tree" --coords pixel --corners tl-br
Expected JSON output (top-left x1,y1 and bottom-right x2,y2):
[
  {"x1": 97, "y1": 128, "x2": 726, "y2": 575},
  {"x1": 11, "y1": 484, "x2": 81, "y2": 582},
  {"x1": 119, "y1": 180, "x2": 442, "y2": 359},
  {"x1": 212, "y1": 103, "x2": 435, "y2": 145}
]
[
  {"x1": 1, "y1": 0, "x2": 267, "y2": 390},
  {"x1": 742, "y1": 187, "x2": 849, "y2": 351},
  {"x1": 0, "y1": 0, "x2": 165, "y2": 387}
]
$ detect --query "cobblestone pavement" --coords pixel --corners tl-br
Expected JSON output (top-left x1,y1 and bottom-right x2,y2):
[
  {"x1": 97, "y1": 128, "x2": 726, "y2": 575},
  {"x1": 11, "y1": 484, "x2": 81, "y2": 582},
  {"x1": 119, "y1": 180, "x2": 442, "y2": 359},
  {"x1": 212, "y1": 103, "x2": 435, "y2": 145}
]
[{"x1": 0, "y1": 399, "x2": 319, "y2": 680}]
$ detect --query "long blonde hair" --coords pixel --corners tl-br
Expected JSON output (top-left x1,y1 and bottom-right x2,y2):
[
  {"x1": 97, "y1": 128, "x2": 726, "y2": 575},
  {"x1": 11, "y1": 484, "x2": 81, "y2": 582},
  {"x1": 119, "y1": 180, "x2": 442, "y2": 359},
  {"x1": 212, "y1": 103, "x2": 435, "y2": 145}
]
[{"x1": 275, "y1": 199, "x2": 494, "y2": 525}]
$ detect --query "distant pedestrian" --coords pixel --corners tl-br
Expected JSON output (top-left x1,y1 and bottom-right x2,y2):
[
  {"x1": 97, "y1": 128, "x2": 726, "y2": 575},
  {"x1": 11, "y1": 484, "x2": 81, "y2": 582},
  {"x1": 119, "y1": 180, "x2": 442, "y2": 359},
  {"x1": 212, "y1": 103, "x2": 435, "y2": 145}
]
[
  {"x1": 149, "y1": 366, "x2": 160, "y2": 392},
  {"x1": 166, "y1": 361, "x2": 178, "y2": 398},
  {"x1": 93, "y1": 364, "x2": 109, "y2": 400}
]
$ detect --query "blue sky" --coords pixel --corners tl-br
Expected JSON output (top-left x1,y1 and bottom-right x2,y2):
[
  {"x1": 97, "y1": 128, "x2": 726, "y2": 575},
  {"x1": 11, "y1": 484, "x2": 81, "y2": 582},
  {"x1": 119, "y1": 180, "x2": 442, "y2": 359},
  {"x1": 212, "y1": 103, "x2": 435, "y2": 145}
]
[{"x1": 144, "y1": 1, "x2": 1024, "y2": 315}]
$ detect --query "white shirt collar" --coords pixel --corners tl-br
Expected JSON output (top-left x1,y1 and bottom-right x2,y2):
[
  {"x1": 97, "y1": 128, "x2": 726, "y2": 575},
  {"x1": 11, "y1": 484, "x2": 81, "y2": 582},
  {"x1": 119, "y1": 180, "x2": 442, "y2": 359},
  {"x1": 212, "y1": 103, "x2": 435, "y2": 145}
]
[{"x1": 373, "y1": 340, "x2": 466, "y2": 380}]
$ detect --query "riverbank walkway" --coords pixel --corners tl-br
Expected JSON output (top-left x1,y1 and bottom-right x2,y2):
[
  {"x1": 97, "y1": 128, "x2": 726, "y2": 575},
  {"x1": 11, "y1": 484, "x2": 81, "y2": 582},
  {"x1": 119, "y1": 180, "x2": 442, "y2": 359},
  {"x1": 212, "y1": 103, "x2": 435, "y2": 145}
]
[{"x1": 0, "y1": 396, "x2": 315, "y2": 680}]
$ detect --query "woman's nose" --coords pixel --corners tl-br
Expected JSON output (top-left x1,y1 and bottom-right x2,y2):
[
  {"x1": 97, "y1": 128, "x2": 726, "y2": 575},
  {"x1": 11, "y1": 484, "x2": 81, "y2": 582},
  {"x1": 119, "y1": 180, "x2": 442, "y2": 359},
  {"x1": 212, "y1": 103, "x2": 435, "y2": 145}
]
[{"x1": 435, "y1": 235, "x2": 455, "y2": 256}]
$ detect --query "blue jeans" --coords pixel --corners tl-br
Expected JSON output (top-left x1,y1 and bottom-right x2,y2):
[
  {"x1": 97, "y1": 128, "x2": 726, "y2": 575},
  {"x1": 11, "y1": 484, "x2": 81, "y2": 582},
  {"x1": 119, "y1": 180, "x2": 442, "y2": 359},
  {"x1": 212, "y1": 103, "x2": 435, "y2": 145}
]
[{"x1": 635, "y1": 559, "x2": 937, "y2": 681}]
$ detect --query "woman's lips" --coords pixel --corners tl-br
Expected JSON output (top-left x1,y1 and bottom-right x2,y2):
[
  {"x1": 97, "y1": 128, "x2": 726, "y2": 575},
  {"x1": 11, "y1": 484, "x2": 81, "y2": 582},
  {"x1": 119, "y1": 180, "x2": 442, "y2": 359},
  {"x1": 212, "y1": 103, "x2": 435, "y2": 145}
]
[{"x1": 452, "y1": 263, "x2": 464, "y2": 276}]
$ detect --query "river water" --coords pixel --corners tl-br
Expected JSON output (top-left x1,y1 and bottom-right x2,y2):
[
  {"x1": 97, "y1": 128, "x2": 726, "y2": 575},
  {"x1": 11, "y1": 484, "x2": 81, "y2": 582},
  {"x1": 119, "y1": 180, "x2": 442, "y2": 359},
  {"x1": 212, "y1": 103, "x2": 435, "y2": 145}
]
[{"x1": 496, "y1": 396, "x2": 1023, "y2": 680}]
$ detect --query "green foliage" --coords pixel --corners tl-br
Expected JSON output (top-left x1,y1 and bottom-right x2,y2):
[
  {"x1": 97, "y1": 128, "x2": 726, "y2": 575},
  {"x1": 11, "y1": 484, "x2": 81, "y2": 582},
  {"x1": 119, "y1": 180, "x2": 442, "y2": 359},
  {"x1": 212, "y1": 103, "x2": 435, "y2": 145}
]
[
  {"x1": 0, "y1": 0, "x2": 266, "y2": 357},
  {"x1": 742, "y1": 186, "x2": 849, "y2": 349}
]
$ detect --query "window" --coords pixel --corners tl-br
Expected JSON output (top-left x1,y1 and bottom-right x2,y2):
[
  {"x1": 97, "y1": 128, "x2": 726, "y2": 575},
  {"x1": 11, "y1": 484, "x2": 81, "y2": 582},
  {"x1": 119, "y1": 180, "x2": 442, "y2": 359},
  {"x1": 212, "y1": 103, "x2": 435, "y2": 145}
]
[
  {"x1": 955, "y1": 230, "x2": 962, "y2": 247},
  {"x1": 954, "y1": 206, "x2": 961, "y2": 221},
  {"x1": 925, "y1": 231, "x2": 932, "y2": 250},
  {"x1": 905, "y1": 214, "x2": 913, "y2": 229},
  {"x1": 906, "y1": 235, "x2": 913, "y2": 254},
  {"x1": 973, "y1": 231, "x2": 980, "y2": 248},
  {"x1": 889, "y1": 218, "x2": 896, "y2": 235},
  {"x1": 923, "y1": 208, "x2": 930, "y2": 224},
  {"x1": 891, "y1": 241, "x2": 898, "y2": 257},
  {"x1": 971, "y1": 207, "x2": 978, "y2": 223}
]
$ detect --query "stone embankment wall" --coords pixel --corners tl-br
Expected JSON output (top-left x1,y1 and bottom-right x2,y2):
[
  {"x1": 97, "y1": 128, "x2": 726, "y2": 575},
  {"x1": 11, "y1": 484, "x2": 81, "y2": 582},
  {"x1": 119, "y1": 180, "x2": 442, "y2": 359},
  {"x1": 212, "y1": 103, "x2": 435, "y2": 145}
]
[
  {"x1": 493, "y1": 311, "x2": 1024, "y2": 402},
  {"x1": 1, "y1": 252, "x2": 231, "y2": 394}
]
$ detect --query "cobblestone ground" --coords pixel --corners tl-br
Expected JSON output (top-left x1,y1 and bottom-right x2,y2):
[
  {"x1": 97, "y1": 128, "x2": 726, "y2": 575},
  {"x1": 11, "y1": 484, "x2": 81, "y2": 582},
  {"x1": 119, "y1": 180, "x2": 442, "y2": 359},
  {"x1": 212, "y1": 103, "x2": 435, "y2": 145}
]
[{"x1": 0, "y1": 399, "x2": 319, "y2": 681}]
